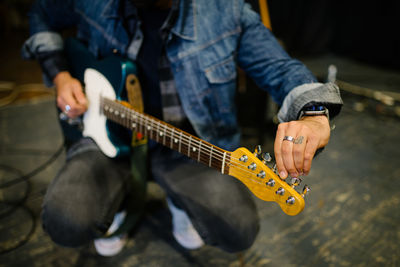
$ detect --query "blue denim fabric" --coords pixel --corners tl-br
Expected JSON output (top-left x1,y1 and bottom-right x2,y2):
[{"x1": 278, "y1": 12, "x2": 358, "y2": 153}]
[
  {"x1": 42, "y1": 138, "x2": 133, "y2": 247},
  {"x1": 22, "y1": 0, "x2": 343, "y2": 150}
]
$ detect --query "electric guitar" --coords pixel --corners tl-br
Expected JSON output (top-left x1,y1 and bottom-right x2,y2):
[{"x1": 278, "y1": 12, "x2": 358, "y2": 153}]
[{"x1": 63, "y1": 38, "x2": 309, "y2": 216}]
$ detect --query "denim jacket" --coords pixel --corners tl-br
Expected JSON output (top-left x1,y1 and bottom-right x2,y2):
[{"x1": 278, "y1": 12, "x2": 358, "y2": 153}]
[{"x1": 22, "y1": 0, "x2": 342, "y2": 150}]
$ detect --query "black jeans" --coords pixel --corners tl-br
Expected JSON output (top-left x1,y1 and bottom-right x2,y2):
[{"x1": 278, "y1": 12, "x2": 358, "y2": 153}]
[{"x1": 42, "y1": 138, "x2": 259, "y2": 252}]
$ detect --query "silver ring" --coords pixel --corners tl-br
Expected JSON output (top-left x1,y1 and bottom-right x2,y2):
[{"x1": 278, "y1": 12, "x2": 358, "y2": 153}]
[
  {"x1": 283, "y1": 135, "x2": 294, "y2": 142},
  {"x1": 65, "y1": 104, "x2": 71, "y2": 114}
]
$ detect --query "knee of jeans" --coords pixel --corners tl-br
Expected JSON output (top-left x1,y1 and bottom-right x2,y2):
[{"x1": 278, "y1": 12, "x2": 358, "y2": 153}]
[
  {"x1": 41, "y1": 201, "x2": 105, "y2": 247},
  {"x1": 218, "y1": 215, "x2": 260, "y2": 253}
]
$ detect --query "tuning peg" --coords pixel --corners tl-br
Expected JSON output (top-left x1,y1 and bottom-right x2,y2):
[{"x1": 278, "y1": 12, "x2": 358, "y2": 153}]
[
  {"x1": 272, "y1": 163, "x2": 279, "y2": 175},
  {"x1": 286, "y1": 196, "x2": 295, "y2": 205},
  {"x1": 276, "y1": 187, "x2": 285, "y2": 196},
  {"x1": 262, "y1": 152, "x2": 272, "y2": 164},
  {"x1": 302, "y1": 185, "x2": 311, "y2": 198},
  {"x1": 266, "y1": 179, "x2": 275, "y2": 187},
  {"x1": 290, "y1": 177, "x2": 302, "y2": 187},
  {"x1": 253, "y1": 145, "x2": 262, "y2": 157},
  {"x1": 239, "y1": 155, "x2": 248, "y2": 162},
  {"x1": 247, "y1": 162, "x2": 257, "y2": 170}
]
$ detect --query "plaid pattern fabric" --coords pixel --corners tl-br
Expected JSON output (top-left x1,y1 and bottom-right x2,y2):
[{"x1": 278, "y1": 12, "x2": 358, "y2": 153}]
[
  {"x1": 158, "y1": 0, "x2": 187, "y2": 127},
  {"x1": 123, "y1": 0, "x2": 186, "y2": 127},
  {"x1": 158, "y1": 52, "x2": 187, "y2": 126}
]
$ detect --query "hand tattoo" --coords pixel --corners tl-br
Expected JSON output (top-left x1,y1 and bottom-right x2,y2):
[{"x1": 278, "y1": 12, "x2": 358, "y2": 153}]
[{"x1": 294, "y1": 136, "x2": 304, "y2": 144}]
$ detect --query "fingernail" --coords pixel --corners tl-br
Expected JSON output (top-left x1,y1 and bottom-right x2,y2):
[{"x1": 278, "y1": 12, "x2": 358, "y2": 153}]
[
  {"x1": 290, "y1": 173, "x2": 297, "y2": 178},
  {"x1": 279, "y1": 171, "x2": 287, "y2": 178}
]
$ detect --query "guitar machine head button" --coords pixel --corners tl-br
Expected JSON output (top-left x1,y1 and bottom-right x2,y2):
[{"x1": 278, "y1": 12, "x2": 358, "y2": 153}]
[
  {"x1": 253, "y1": 145, "x2": 262, "y2": 157},
  {"x1": 276, "y1": 187, "x2": 285, "y2": 195},
  {"x1": 262, "y1": 152, "x2": 272, "y2": 164},
  {"x1": 266, "y1": 179, "x2": 275, "y2": 187},
  {"x1": 302, "y1": 185, "x2": 311, "y2": 198},
  {"x1": 290, "y1": 177, "x2": 302, "y2": 187},
  {"x1": 286, "y1": 196, "x2": 295, "y2": 205}
]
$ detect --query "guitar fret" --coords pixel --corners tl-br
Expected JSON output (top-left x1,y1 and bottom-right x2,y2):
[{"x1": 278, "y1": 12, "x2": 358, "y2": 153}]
[
  {"x1": 178, "y1": 131, "x2": 183, "y2": 153},
  {"x1": 101, "y1": 97, "x2": 231, "y2": 174},
  {"x1": 163, "y1": 125, "x2": 167, "y2": 145},
  {"x1": 209, "y1": 146, "x2": 213, "y2": 167},
  {"x1": 140, "y1": 114, "x2": 144, "y2": 135},
  {"x1": 170, "y1": 128, "x2": 174, "y2": 149},
  {"x1": 156, "y1": 122, "x2": 159, "y2": 143},
  {"x1": 197, "y1": 141, "x2": 202, "y2": 162},
  {"x1": 221, "y1": 152, "x2": 227, "y2": 174},
  {"x1": 187, "y1": 136, "x2": 192, "y2": 157}
]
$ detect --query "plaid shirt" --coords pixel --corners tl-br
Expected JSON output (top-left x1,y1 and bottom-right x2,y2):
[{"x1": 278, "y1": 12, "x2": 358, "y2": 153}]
[{"x1": 123, "y1": 0, "x2": 187, "y2": 128}]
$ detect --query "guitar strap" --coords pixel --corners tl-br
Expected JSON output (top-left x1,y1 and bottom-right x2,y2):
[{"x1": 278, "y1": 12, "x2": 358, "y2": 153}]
[{"x1": 111, "y1": 74, "x2": 148, "y2": 236}]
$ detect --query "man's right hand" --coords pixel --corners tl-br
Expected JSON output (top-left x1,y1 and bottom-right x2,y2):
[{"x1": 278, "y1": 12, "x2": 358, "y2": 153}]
[{"x1": 54, "y1": 71, "x2": 88, "y2": 118}]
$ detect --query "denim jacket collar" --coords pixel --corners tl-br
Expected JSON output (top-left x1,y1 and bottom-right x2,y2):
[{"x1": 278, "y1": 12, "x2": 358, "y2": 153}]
[
  {"x1": 171, "y1": 0, "x2": 196, "y2": 41},
  {"x1": 103, "y1": 0, "x2": 195, "y2": 40}
]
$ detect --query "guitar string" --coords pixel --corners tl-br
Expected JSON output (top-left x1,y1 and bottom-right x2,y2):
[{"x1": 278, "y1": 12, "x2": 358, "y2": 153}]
[
  {"x1": 104, "y1": 99, "x2": 268, "y2": 174},
  {"x1": 103, "y1": 99, "x2": 272, "y2": 172},
  {"x1": 102, "y1": 100, "x2": 295, "y2": 192},
  {"x1": 101, "y1": 100, "x2": 300, "y2": 200},
  {"x1": 104, "y1": 98, "x2": 227, "y2": 158},
  {"x1": 104, "y1": 99, "x2": 259, "y2": 171},
  {"x1": 103, "y1": 100, "x2": 232, "y2": 172},
  {"x1": 123, "y1": 109, "x2": 279, "y2": 181}
]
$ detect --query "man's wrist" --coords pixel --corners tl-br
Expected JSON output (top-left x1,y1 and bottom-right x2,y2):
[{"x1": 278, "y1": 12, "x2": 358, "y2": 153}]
[
  {"x1": 37, "y1": 50, "x2": 69, "y2": 82},
  {"x1": 298, "y1": 105, "x2": 329, "y2": 120}
]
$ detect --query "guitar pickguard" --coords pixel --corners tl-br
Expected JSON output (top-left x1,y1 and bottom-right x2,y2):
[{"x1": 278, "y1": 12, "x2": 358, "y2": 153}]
[
  {"x1": 83, "y1": 68, "x2": 118, "y2": 157},
  {"x1": 63, "y1": 38, "x2": 137, "y2": 158}
]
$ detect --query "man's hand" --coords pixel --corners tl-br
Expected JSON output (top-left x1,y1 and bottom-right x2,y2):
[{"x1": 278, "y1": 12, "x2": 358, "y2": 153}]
[
  {"x1": 274, "y1": 115, "x2": 330, "y2": 179},
  {"x1": 54, "y1": 71, "x2": 88, "y2": 118}
]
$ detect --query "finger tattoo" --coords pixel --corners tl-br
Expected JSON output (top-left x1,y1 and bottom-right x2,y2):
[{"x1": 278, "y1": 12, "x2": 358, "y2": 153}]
[{"x1": 294, "y1": 136, "x2": 304, "y2": 144}]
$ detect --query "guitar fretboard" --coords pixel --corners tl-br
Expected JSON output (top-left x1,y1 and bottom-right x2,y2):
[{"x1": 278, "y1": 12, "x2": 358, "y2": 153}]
[{"x1": 101, "y1": 97, "x2": 231, "y2": 174}]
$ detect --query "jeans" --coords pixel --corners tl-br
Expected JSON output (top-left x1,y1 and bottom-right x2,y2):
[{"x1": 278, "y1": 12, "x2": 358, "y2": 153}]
[{"x1": 42, "y1": 138, "x2": 259, "y2": 252}]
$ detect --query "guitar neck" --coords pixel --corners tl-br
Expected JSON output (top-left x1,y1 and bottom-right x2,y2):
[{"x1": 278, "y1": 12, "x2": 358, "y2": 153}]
[{"x1": 101, "y1": 97, "x2": 231, "y2": 174}]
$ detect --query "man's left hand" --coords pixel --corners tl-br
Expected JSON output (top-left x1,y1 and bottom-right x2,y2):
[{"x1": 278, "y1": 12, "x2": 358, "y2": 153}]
[{"x1": 274, "y1": 115, "x2": 330, "y2": 179}]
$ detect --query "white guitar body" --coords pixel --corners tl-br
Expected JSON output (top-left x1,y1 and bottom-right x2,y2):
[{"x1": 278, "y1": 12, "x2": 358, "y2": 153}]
[{"x1": 82, "y1": 68, "x2": 118, "y2": 158}]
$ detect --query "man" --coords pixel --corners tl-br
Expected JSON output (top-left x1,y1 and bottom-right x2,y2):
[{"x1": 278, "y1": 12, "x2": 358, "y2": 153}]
[{"x1": 22, "y1": 0, "x2": 342, "y2": 256}]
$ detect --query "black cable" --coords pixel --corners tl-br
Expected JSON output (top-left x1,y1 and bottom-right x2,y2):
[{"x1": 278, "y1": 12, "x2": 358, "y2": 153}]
[
  {"x1": 0, "y1": 142, "x2": 64, "y2": 254},
  {"x1": 0, "y1": 204, "x2": 37, "y2": 255},
  {"x1": 0, "y1": 143, "x2": 64, "y2": 189},
  {"x1": 0, "y1": 165, "x2": 28, "y2": 219}
]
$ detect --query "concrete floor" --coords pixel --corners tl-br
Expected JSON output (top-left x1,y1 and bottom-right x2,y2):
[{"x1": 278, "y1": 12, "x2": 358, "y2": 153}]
[{"x1": 1, "y1": 32, "x2": 400, "y2": 267}]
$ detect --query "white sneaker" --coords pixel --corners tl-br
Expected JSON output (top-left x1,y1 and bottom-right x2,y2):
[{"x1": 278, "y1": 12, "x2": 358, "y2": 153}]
[
  {"x1": 94, "y1": 211, "x2": 128, "y2": 256},
  {"x1": 167, "y1": 198, "x2": 204, "y2": 250}
]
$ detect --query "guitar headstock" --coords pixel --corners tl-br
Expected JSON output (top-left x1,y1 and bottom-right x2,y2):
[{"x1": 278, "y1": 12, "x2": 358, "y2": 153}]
[{"x1": 229, "y1": 147, "x2": 306, "y2": 216}]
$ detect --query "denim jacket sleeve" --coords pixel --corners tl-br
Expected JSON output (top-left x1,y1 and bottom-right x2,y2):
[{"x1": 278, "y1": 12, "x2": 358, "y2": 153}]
[
  {"x1": 236, "y1": 2, "x2": 342, "y2": 122},
  {"x1": 21, "y1": 0, "x2": 79, "y2": 85}
]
